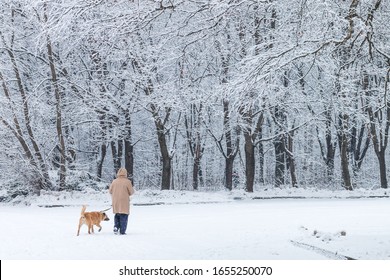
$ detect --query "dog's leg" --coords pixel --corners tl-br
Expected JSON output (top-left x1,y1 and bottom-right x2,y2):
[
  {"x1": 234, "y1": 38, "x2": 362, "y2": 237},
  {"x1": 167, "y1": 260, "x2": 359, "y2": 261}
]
[
  {"x1": 97, "y1": 223, "x2": 102, "y2": 232},
  {"x1": 89, "y1": 218, "x2": 94, "y2": 234},
  {"x1": 77, "y1": 221, "x2": 82, "y2": 236},
  {"x1": 87, "y1": 218, "x2": 92, "y2": 234}
]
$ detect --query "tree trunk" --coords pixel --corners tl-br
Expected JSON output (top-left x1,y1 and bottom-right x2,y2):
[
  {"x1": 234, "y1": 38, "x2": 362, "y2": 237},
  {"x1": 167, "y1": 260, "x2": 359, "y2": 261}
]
[
  {"x1": 223, "y1": 99, "x2": 238, "y2": 190},
  {"x1": 152, "y1": 105, "x2": 172, "y2": 190},
  {"x1": 339, "y1": 114, "x2": 353, "y2": 190},
  {"x1": 97, "y1": 143, "x2": 107, "y2": 181},
  {"x1": 45, "y1": 7, "x2": 66, "y2": 190},
  {"x1": 244, "y1": 131, "x2": 255, "y2": 192},
  {"x1": 258, "y1": 128, "x2": 264, "y2": 184},
  {"x1": 326, "y1": 156, "x2": 335, "y2": 179},
  {"x1": 286, "y1": 133, "x2": 298, "y2": 188},
  {"x1": 317, "y1": 107, "x2": 336, "y2": 183},
  {"x1": 340, "y1": 136, "x2": 352, "y2": 190},
  {"x1": 192, "y1": 133, "x2": 202, "y2": 190},
  {"x1": 368, "y1": 104, "x2": 389, "y2": 189},
  {"x1": 273, "y1": 105, "x2": 286, "y2": 188},
  {"x1": 274, "y1": 135, "x2": 285, "y2": 188},
  {"x1": 43, "y1": 10, "x2": 65, "y2": 191},
  {"x1": 157, "y1": 131, "x2": 172, "y2": 190},
  {"x1": 192, "y1": 156, "x2": 200, "y2": 190},
  {"x1": 365, "y1": 70, "x2": 389, "y2": 189},
  {"x1": 325, "y1": 112, "x2": 336, "y2": 181},
  {"x1": 225, "y1": 157, "x2": 234, "y2": 191},
  {"x1": 160, "y1": 155, "x2": 172, "y2": 190},
  {"x1": 185, "y1": 108, "x2": 203, "y2": 191},
  {"x1": 124, "y1": 112, "x2": 134, "y2": 183},
  {"x1": 378, "y1": 151, "x2": 388, "y2": 189},
  {"x1": 111, "y1": 140, "x2": 123, "y2": 175},
  {"x1": 124, "y1": 139, "x2": 134, "y2": 183},
  {"x1": 96, "y1": 109, "x2": 107, "y2": 181}
]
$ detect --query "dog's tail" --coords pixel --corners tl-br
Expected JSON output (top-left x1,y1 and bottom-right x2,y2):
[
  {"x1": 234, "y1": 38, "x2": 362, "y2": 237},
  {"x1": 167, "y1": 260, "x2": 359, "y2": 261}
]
[{"x1": 80, "y1": 205, "x2": 87, "y2": 216}]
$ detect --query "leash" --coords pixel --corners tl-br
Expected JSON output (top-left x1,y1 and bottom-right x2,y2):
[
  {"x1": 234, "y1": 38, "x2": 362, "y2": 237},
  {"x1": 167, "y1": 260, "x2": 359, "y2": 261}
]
[{"x1": 100, "y1": 207, "x2": 112, "y2": 212}]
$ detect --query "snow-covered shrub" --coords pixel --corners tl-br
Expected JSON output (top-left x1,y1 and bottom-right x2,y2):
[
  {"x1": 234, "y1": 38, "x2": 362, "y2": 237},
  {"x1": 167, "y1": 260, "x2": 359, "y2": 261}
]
[
  {"x1": 0, "y1": 180, "x2": 30, "y2": 202},
  {"x1": 63, "y1": 170, "x2": 107, "y2": 191}
]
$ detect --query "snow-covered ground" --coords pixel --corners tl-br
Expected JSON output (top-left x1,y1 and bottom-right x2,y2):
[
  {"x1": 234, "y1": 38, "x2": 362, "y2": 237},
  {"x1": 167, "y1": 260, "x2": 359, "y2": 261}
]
[{"x1": 0, "y1": 188, "x2": 389, "y2": 260}]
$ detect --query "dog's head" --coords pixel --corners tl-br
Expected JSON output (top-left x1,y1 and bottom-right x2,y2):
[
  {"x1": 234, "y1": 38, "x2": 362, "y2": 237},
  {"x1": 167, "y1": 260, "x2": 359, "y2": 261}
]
[{"x1": 101, "y1": 212, "x2": 110, "y2": 221}]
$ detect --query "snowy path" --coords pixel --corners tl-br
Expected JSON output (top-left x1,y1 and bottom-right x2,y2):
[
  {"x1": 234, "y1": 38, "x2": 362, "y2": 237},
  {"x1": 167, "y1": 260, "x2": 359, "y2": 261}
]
[{"x1": 0, "y1": 198, "x2": 389, "y2": 260}]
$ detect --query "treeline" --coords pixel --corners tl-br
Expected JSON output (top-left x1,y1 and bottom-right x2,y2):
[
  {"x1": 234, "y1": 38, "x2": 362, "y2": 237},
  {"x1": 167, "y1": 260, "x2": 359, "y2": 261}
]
[{"x1": 0, "y1": 0, "x2": 389, "y2": 193}]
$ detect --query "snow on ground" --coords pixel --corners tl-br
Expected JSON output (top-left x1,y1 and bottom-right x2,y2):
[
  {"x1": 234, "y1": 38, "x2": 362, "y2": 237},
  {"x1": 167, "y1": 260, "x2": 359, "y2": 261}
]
[{"x1": 0, "y1": 188, "x2": 389, "y2": 260}]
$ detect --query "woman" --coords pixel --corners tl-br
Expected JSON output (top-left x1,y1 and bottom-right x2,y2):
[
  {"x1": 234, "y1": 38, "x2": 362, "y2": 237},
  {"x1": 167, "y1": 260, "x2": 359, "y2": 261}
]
[{"x1": 109, "y1": 168, "x2": 135, "y2": 235}]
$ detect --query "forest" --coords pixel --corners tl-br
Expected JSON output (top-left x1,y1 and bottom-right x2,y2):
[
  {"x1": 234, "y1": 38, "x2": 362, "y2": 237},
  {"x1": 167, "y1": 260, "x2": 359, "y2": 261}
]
[{"x1": 1, "y1": 0, "x2": 390, "y2": 195}]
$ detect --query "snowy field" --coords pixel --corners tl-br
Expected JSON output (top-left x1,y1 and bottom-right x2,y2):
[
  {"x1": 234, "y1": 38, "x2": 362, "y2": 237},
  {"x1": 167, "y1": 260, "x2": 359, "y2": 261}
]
[{"x1": 0, "y1": 188, "x2": 389, "y2": 260}]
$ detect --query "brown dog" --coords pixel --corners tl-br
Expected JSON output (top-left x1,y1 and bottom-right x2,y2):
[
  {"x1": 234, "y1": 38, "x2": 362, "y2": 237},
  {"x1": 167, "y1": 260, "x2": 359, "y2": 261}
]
[{"x1": 77, "y1": 205, "x2": 110, "y2": 236}]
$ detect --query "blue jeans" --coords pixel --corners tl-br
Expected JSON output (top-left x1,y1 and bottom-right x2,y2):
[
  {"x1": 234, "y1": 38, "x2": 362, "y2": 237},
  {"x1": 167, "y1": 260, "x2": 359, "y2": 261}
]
[{"x1": 114, "y1": 213, "x2": 129, "y2": 234}]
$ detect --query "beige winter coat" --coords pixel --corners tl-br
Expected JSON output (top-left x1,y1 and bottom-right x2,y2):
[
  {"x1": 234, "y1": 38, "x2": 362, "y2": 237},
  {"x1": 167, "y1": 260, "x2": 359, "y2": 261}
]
[{"x1": 109, "y1": 174, "x2": 135, "y2": 214}]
